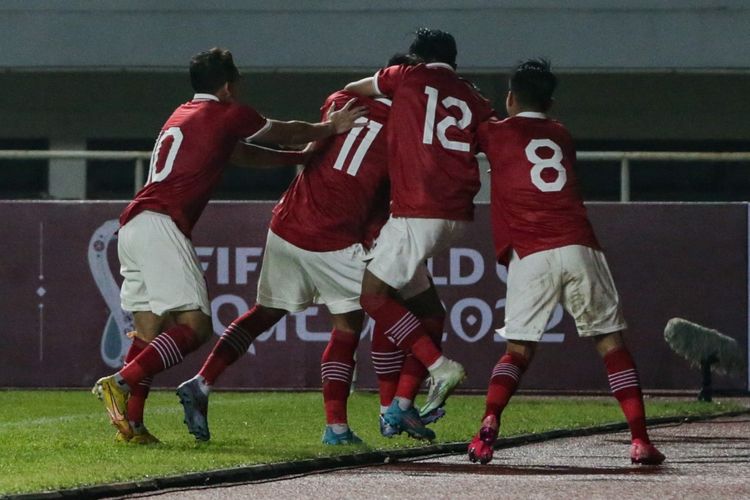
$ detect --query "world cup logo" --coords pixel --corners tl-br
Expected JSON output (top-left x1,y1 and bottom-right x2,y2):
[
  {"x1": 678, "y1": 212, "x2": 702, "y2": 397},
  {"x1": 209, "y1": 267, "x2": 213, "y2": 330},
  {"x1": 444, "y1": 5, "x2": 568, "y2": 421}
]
[{"x1": 88, "y1": 219, "x2": 134, "y2": 368}]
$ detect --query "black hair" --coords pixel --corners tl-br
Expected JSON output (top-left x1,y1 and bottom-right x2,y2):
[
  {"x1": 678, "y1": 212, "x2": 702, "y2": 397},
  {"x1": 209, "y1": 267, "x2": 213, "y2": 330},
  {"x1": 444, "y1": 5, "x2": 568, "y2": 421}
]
[
  {"x1": 189, "y1": 47, "x2": 240, "y2": 94},
  {"x1": 386, "y1": 52, "x2": 423, "y2": 67},
  {"x1": 408, "y1": 28, "x2": 457, "y2": 69},
  {"x1": 509, "y1": 58, "x2": 557, "y2": 111}
]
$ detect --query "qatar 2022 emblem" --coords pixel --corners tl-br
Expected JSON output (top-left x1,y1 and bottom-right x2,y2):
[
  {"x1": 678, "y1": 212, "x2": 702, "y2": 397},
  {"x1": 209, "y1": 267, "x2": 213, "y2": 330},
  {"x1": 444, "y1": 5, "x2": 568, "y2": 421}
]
[{"x1": 88, "y1": 219, "x2": 134, "y2": 368}]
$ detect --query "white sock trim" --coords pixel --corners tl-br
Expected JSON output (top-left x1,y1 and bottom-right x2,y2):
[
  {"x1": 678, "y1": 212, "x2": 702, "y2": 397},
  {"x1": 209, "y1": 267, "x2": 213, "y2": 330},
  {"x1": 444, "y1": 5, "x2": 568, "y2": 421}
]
[
  {"x1": 194, "y1": 375, "x2": 211, "y2": 395},
  {"x1": 395, "y1": 397, "x2": 412, "y2": 411},
  {"x1": 329, "y1": 423, "x2": 349, "y2": 434},
  {"x1": 427, "y1": 355, "x2": 447, "y2": 372}
]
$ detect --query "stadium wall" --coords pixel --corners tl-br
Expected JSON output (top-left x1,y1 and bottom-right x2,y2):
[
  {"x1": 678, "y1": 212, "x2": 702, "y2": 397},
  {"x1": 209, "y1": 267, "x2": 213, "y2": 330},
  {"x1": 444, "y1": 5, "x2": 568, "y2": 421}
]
[
  {"x1": 0, "y1": 201, "x2": 747, "y2": 393},
  {"x1": 2, "y1": 1, "x2": 750, "y2": 70}
]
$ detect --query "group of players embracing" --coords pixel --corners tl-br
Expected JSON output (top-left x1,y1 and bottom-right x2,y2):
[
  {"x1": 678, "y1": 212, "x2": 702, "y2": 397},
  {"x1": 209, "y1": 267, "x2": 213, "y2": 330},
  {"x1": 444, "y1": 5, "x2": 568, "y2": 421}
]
[{"x1": 92, "y1": 27, "x2": 665, "y2": 466}]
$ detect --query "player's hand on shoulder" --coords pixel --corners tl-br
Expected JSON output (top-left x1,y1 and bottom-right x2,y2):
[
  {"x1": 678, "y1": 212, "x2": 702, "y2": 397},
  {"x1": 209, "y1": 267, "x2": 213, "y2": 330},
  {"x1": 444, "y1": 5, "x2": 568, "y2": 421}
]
[{"x1": 327, "y1": 98, "x2": 368, "y2": 134}]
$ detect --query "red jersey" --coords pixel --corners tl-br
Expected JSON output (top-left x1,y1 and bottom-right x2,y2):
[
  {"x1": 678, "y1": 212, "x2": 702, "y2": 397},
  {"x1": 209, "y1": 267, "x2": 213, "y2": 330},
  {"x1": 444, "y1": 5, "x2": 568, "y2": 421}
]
[
  {"x1": 375, "y1": 63, "x2": 494, "y2": 221},
  {"x1": 119, "y1": 94, "x2": 268, "y2": 238},
  {"x1": 477, "y1": 112, "x2": 599, "y2": 265},
  {"x1": 270, "y1": 91, "x2": 391, "y2": 252}
]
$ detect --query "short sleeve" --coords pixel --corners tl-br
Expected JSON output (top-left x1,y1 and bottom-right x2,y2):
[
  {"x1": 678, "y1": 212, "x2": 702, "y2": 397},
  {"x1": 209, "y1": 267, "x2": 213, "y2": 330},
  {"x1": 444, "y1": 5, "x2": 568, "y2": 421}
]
[
  {"x1": 476, "y1": 120, "x2": 491, "y2": 154},
  {"x1": 319, "y1": 91, "x2": 354, "y2": 121},
  {"x1": 375, "y1": 64, "x2": 410, "y2": 97},
  {"x1": 476, "y1": 117, "x2": 501, "y2": 154},
  {"x1": 476, "y1": 98, "x2": 496, "y2": 124},
  {"x1": 230, "y1": 104, "x2": 269, "y2": 140},
  {"x1": 319, "y1": 95, "x2": 335, "y2": 121}
]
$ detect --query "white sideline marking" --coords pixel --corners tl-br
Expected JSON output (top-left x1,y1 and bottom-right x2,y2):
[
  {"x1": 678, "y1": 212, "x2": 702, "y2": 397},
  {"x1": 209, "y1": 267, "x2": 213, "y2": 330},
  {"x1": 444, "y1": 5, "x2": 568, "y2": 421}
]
[
  {"x1": 39, "y1": 221, "x2": 44, "y2": 362},
  {"x1": 0, "y1": 397, "x2": 247, "y2": 430}
]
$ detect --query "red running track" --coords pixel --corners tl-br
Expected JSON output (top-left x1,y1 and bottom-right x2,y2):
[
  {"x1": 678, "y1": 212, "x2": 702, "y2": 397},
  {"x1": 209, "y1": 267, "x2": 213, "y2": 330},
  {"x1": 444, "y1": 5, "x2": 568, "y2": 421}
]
[{"x1": 131, "y1": 414, "x2": 750, "y2": 500}]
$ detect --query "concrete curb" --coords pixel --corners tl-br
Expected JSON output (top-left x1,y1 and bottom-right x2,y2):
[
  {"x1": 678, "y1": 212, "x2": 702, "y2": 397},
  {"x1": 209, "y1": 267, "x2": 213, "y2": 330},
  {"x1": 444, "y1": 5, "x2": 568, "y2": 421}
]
[{"x1": 8, "y1": 409, "x2": 749, "y2": 500}]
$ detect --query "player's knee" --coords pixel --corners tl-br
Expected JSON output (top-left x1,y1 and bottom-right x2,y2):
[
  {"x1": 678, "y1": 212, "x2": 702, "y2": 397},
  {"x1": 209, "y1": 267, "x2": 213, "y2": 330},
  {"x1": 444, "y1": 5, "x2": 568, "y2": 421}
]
[
  {"x1": 360, "y1": 293, "x2": 387, "y2": 313},
  {"x1": 254, "y1": 304, "x2": 288, "y2": 324},
  {"x1": 506, "y1": 340, "x2": 536, "y2": 365},
  {"x1": 331, "y1": 311, "x2": 364, "y2": 333},
  {"x1": 593, "y1": 331, "x2": 625, "y2": 356},
  {"x1": 127, "y1": 330, "x2": 158, "y2": 343},
  {"x1": 173, "y1": 311, "x2": 213, "y2": 343}
]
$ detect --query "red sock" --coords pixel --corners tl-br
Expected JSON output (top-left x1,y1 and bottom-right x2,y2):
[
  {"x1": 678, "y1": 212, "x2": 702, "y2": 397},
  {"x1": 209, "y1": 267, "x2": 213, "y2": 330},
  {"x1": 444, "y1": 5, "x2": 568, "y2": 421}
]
[
  {"x1": 198, "y1": 306, "x2": 282, "y2": 385},
  {"x1": 485, "y1": 352, "x2": 528, "y2": 420},
  {"x1": 370, "y1": 323, "x2": 404, "y2": 408},
  {"x1": 321, "y1": 330, "x2": 359, "y2": 425},
  {"x1": 361, "y1": 294, "x2": 441, "y2": 367},
  {"x1": 604, "y1": 347, "x2": 649, "y2": 443},
  {"x1": 118, "y1": 324, "x2": 203, "y2": 387},
  {"x1": 127, "y1": 376, "x2": 152, "y2": 425},
  {"x1": 124, "y1": 338, "x2": 152, "y2": 425},
  {"x1": 395, "y1": 314, "x2": 445, "y2": 401}
]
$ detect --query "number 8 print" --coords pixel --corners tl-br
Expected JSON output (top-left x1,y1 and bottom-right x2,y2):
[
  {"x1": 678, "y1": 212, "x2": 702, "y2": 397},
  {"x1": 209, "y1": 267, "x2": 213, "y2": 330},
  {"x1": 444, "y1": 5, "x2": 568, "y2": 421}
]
[{"x1": 526, "y1": 138, "x2": 567, "y2": 192}]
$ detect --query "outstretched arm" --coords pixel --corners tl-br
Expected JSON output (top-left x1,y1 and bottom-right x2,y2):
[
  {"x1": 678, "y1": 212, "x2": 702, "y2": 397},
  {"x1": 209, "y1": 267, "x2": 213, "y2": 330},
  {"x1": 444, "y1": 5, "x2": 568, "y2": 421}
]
[
  {"x1": 229, "y1": 141, "x2": 309, "y2": 168},
  {"x1": 251, "y1": 98, "x2": 367, "y2": 146},
  {"x1": 344, "y1": 77, "x2": 378, "y2": 97}
]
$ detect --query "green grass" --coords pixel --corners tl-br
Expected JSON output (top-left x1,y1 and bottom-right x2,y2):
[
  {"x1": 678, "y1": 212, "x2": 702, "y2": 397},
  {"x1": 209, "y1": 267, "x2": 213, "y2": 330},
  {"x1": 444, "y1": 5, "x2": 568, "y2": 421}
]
[{"x1": 0, "y1": 390, "x2": 743, "y2": 495}]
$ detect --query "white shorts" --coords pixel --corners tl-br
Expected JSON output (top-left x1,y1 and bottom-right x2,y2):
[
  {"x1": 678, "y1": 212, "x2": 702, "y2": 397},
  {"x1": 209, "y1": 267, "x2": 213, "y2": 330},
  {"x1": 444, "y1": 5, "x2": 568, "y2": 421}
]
[
  {"x1": 257, "y1": 230, "x2": 432, "y2": 314},
  {"x1": 500, "y1": 245, "x2": 627, "y2": 341},
  {"x1": 366, "y1": 216, "x2": 467, "y2": 290},
  {"x1": 118, "y1": 211, "x2": 210, "y2": 316}
]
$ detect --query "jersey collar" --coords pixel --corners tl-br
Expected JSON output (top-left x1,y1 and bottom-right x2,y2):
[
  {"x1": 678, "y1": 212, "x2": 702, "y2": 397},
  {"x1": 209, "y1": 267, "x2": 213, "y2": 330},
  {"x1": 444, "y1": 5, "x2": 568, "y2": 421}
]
[
  {"x1": 425, "y1": 62, "x2": 455, "y2": 72},
  {"x1": 516, "y1": 111, "x2": 547, "y2": 119},
  {"x1": 192, "y1": 93, "x2": 220, "y2": 102}
]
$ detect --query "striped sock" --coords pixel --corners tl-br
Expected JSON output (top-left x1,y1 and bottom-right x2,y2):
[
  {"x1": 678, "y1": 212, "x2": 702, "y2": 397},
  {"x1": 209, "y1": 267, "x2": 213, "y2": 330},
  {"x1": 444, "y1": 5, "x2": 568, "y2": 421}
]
[
  {"x1": 370, "y1": 324, "x2": 405, "y2": 408},
  {"x1": 199, "y1": 305, "x2": 282, "y2": 386},
  {"x1": 361, "y1": 294, "x2": 442, "y2": 367},
  {"x1": 321, "y1": 330, "x2": 358, "y2": 425},
  {"x1": 484, "y1": 352, "x2": 528, "y2": 419},
  {"x1": 604, "y1": 347, "x2": 649, "y2": 443},
  {"x1": 124, "y1": 337, "x2": 152, "y2": 425},
  {"x1": 118, "y1": 324, "x2": 202, "y2": 387},
  {"x1": 395, "y1": 314, "x2": 445, "y2": 401}
]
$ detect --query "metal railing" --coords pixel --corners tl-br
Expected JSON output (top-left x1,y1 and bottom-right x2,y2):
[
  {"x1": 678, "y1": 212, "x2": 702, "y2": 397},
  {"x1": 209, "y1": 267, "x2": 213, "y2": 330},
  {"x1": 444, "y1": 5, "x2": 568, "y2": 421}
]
[
  {"x1": 0, "y1": 150, "x2": 151, "y2": 196},
  {"x1": 576, "y1": 151, "x2": 750, "y2": 201},
  {"x1": 2, "y1": 150, "x2": 750, "y2": 201}
]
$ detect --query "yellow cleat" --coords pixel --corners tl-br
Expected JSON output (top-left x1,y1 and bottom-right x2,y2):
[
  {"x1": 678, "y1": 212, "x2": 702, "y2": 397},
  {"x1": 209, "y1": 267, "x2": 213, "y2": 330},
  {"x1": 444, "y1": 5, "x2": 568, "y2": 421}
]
[
  {"x1": 92, "y1": 375, "x2": 131, "y2": 437},
  {"x1": 114, "y1": 429, "x2": 132, "y2": 443},
  {"x1": 129, "y1": 428, "x2": 161, "y2": 445}
]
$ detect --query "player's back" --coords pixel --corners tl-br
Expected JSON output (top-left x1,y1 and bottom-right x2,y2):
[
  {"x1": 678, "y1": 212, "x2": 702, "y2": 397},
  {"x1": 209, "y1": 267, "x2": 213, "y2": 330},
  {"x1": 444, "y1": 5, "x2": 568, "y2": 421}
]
[
  {"x1": 375, "y1": 63, "x2": 494, "y2": 221},
  {"x1": 270, "y1": 90, "x2": 391, "y2": 252},
  {"x1": 120, "y1": 97, "x2": 267, "y2": 238},
  {"x1": 478, "y1": 113, "x2": 598, "y2": 263}
]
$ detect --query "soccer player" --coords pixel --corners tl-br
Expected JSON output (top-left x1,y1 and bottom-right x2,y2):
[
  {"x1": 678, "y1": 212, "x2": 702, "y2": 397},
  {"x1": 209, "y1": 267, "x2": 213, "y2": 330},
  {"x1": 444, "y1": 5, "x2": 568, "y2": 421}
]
[
  {"x1": 91, "y1": 47, "x2": 366, "y2": 443},
  {"x1": 344, "y1": 28, "x2": 495, "y2": 428},
  {"x1": 176, "y1": 71, "x2": 446, "y2": 443},
  {"x1": 467, "y1": 59, "x2": 665, "y2": 465}
]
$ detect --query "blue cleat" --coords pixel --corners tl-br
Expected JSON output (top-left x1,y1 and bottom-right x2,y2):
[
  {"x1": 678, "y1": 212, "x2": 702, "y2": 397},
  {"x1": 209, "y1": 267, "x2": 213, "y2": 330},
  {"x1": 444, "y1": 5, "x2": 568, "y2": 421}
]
[
  {"x1": 322, "y1": 426, "x2": 363, "y2": 445},
  {"x1": 381, "y1": 406, "x2": 444, "y2": 437},
  {"x1": 379, "y1": 414, "x2": 399, "y2": 438},
  {"x1": 383, "y1": 400, "x2": 435, "y2": 441},
  {"x1": 176, "y1": 378, "x2": 210, "y2": 441},
  {"x1": 420, "y1": 407, "x2": 446, "y2": 425}
]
